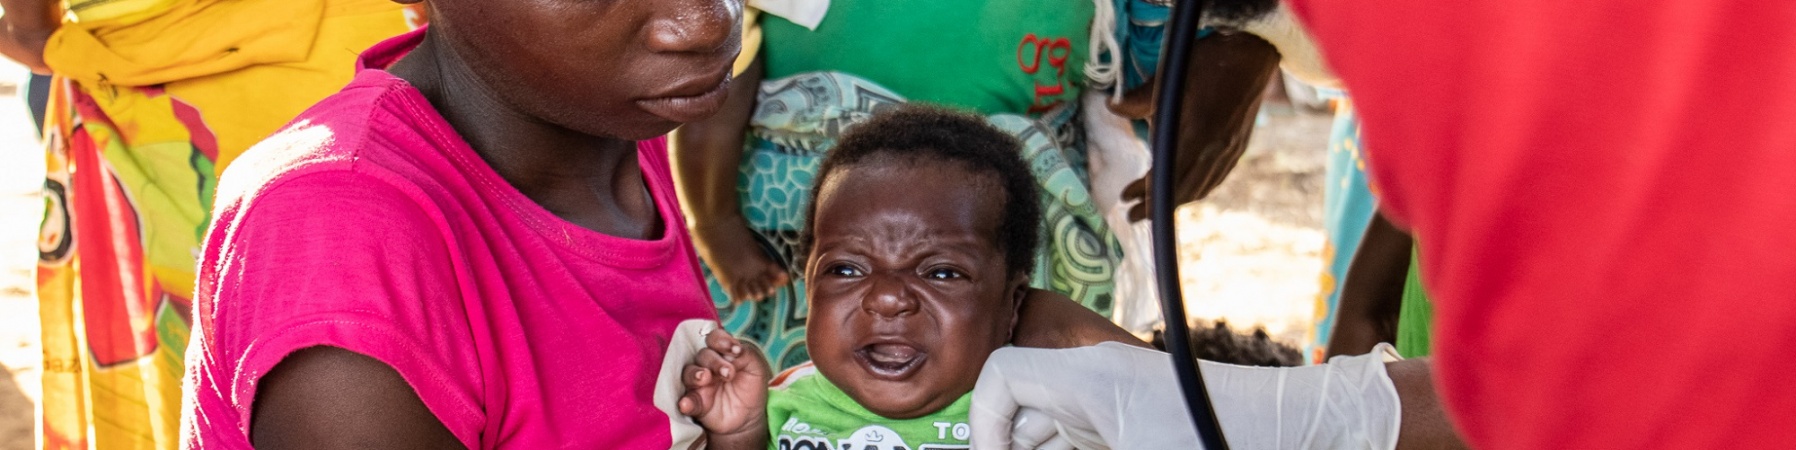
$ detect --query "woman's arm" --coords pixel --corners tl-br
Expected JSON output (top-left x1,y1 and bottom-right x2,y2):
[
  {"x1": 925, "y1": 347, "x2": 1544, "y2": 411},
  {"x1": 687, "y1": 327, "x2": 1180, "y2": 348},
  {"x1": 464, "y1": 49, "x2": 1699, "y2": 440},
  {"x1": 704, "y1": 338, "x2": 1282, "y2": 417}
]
[
  {"x1": 1111, "y1": 32, "x2": 1282, "y2": 221},
  {"x1": 1325, "y1": 210, "x2": 1414, "y2": 357},
  {"x1": 251, "y1": 347, "x2": 467, "y2": 450},
  {"x1": 1387, "y1": 358, "x2": 1471, "y2": 450},
  {"x1": 670, "y1": 56, "x2": 790, "y2": 302},
  {"x1": 0, "y1": 0, "x2": 58, "y2": 73}
]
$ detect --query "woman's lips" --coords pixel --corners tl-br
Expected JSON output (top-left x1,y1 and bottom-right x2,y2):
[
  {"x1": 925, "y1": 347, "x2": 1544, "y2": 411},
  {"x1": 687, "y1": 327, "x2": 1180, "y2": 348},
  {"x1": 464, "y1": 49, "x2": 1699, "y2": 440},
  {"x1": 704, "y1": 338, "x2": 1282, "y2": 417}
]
[
  {"x1": 636, "y1": 75, "x2": 731, "y2": 123},
  {"x1": 856, "y1": 343, "x2": 925, "y2": 380}
]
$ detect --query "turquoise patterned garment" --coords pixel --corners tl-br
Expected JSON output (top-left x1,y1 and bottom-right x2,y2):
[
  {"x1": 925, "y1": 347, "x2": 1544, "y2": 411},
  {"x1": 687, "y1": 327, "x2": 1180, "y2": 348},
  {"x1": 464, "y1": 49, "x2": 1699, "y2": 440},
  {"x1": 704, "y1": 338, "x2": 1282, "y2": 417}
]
[
  {"x1": 1110, "y1": 0, "x2": 1171, "y2": 92},
  {"x1": 709, "y1": 72, "x2": 1120, "y2": 369},
  {"x1": 1307, "y1": 98, "x2": 1378, "y2": 363}
]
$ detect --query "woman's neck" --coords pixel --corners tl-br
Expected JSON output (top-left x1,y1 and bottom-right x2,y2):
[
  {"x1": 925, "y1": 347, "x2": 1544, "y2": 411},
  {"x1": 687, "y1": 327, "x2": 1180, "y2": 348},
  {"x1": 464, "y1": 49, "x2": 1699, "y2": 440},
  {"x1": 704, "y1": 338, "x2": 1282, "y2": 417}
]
[{"x1": 388, "y1": 31, "x2": 663, "y2": 240}]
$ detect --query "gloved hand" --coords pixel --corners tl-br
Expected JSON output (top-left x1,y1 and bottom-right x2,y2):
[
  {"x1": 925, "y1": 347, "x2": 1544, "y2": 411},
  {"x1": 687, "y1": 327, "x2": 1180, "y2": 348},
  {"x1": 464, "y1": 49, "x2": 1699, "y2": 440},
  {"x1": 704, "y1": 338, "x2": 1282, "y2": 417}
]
[{"x1": 969, "y1": 342, "x2": 1402, "y2": 450}]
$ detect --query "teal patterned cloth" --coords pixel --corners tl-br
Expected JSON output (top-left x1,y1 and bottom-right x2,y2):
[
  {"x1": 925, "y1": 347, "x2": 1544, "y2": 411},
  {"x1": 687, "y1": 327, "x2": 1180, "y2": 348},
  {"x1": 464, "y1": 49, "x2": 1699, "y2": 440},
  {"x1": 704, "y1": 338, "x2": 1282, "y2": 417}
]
[
  {"x1": 1306, "y1": 98, "x2": 1378, "y2": 363},
  {"x1": 709, "y1": 72, "x2": 1120, "y2": 369}
]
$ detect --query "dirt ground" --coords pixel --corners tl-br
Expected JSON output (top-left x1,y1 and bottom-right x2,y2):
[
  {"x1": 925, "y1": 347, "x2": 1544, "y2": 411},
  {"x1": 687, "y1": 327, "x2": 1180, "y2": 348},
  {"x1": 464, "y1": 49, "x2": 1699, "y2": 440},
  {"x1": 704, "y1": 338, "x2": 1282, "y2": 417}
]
[
  {"x1": 0, "y1": 65, "x2": 1333, "y2": 447},
  {"x1": 1177, "y1": 107, "x2": 1332, "y2": 346}
]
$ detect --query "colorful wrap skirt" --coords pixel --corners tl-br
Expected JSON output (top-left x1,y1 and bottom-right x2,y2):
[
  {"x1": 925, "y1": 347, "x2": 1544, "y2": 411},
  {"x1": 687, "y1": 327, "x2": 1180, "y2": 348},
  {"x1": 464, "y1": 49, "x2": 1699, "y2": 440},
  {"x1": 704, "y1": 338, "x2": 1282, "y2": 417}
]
[{"x1": 35, "y1": 1, "x2": 409, "y2": 447}]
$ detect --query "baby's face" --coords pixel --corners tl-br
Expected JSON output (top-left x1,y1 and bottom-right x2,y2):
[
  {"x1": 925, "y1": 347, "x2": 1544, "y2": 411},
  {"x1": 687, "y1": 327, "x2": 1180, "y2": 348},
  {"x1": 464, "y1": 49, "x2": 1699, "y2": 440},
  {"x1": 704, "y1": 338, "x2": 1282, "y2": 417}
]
[{"x1": 804, "y1": 159, "x2": 1024, "y2": 419}]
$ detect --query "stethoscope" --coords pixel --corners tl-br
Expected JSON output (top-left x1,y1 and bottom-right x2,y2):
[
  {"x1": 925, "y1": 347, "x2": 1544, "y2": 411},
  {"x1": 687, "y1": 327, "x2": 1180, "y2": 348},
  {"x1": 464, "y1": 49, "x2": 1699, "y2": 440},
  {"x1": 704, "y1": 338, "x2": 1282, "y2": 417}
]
[{"x1": 1149, "y1": 0, "x2": 1229, "y2": 448}]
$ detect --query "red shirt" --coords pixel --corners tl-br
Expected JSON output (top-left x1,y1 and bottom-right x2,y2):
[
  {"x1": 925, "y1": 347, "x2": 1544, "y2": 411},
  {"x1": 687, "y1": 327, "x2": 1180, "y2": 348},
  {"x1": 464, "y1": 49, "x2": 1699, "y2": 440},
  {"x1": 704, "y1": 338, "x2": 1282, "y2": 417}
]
[{"x1": 1287, "y1": 1, "x2": 1796, "y2": 448}]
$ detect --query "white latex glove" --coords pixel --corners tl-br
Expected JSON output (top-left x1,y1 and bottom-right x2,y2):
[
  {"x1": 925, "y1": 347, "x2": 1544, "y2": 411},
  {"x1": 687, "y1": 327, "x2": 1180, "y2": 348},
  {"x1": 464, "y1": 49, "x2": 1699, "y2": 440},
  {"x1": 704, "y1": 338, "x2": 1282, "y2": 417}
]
[{"x1": 970, "y1": 342, "x2": 1402, "y2": 450}]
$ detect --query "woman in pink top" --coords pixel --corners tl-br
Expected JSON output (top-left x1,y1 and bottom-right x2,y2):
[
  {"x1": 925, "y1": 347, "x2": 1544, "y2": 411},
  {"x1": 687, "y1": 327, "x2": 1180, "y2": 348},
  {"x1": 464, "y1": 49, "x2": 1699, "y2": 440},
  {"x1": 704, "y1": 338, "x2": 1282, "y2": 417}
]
[
  {"x1": 180, "y1": 0, "x2": 1438, "y2": 444},
  {"x1": 178, "y1": 0, "x2": 1139, "y2": 446},
  {"x1": 180, "y1": 0, "x2": 744, "y2": 448}
]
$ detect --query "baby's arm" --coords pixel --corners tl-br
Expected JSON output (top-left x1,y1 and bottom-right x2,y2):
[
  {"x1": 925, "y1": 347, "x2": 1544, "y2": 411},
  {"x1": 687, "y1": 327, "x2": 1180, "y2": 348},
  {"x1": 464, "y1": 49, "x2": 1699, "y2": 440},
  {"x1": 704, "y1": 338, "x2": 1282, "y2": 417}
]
[{"x1": 679, "y1": 329, "x2": 771, "y2": 450}]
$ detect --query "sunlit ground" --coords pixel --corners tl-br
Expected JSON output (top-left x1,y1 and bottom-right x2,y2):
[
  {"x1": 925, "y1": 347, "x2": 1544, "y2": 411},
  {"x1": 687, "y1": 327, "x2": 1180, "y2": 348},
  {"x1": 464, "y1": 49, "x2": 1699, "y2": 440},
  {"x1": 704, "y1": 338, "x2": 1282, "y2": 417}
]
[
  {"x1": 1176, "y1": 109, "x2": 1330, "y2": 346},
  {"x1": 0, "y1": 60, "x2": 47, "y2": 450},
  {"x1": 0, "y1": 62, "x2": 1331, "y2": 446}
]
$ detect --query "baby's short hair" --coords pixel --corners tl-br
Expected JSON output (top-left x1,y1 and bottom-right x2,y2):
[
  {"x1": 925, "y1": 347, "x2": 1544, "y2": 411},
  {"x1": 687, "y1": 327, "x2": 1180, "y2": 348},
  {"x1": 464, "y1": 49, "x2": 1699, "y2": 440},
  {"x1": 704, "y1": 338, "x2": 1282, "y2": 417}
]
[
  {"x1": 802, "y1": 104, "x2": 1042, "y2": 278},
  {"x1": 1152, "y1": 320, "x2": 1304, "y2": 367}
]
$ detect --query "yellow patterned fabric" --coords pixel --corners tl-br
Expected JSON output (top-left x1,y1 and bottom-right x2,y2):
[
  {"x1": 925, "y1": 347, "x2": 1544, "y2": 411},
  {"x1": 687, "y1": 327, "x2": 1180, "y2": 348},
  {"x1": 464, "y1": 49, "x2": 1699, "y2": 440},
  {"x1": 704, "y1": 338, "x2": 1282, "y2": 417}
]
[
  {"x1": 35, "y1": 1, "x2": 408, "y2": 448},
  {"x1": 62, "y1": 0, "x2": 181, "y2": 28},
  {"x1": 735, "y1": 7, "x2": 761, "y2": 75}
]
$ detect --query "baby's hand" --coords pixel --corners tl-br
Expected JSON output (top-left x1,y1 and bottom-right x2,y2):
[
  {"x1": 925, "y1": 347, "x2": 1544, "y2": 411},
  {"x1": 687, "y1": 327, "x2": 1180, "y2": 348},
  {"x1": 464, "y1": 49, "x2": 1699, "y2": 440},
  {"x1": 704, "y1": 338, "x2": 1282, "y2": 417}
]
[{"x1": 679, "y1": 328, "x2": 771, "y2": 444}]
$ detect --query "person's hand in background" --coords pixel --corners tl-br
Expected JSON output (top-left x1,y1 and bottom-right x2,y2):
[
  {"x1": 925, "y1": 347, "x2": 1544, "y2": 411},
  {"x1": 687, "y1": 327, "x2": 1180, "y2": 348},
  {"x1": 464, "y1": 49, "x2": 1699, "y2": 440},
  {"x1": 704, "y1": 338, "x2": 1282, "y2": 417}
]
[{"x1": 1109, "y1": 32, "x2": 1281, "y2": 222}]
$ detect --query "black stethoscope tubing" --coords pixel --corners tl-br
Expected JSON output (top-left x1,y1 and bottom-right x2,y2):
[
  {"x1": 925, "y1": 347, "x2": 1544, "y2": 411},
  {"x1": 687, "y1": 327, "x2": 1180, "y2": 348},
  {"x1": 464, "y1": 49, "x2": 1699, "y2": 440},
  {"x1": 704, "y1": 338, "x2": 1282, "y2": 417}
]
[{"x1": 1149, "y1": 0, "x2": 1231, "y2": 448}]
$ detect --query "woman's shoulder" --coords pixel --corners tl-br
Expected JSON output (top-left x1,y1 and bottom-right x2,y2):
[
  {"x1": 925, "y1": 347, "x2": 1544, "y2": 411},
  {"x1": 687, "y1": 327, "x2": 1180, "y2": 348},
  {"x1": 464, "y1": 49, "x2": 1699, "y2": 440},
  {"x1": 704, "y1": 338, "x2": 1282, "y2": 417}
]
[
  {"x1": 203, "y1": 78, "x2": 467, "y2": 290},
  {"x1": 216, "y1": 72, "x2": 461, "y2": 227},
  {"x1": 191, "y1": 140, "x2": 485, "y2": 449}
]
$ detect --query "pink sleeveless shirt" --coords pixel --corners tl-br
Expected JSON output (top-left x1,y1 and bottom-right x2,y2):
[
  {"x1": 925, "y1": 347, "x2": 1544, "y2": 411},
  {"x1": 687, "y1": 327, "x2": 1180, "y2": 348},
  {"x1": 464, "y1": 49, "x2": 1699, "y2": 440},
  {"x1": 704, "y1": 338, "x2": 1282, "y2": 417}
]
[{"x1": 182, "y1": 29, "x2": 716, "y2": 449}]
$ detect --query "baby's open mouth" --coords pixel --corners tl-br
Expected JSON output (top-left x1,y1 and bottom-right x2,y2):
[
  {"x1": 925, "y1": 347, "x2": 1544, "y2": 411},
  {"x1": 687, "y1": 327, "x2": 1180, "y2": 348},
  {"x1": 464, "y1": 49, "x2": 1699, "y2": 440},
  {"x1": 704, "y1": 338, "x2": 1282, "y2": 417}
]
[{"x1": 855, "y1": 343, "x2": 925, "y2": 379}]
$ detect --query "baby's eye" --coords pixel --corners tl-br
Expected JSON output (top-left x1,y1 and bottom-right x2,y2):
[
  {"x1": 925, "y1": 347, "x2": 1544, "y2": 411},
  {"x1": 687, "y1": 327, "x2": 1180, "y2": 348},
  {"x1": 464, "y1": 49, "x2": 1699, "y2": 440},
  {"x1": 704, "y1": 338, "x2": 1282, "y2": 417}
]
[
  {"x1": 825, "y1": 264, "x2": 864, "y2": 277},
  {"x1": 924, "y1": 268, "x2": 964, "y2": 280}
]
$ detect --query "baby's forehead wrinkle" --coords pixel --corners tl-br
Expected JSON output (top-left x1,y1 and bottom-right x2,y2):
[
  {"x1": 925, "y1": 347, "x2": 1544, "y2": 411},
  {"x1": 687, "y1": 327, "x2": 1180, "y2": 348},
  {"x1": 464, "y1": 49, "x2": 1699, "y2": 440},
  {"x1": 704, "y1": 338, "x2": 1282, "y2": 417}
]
[
  {"x1": 859, "y1": 218, "x2": 987, "y2": 262},
  {"x1": 869, "y1": 217, "x2": 934, "y2": 247}
]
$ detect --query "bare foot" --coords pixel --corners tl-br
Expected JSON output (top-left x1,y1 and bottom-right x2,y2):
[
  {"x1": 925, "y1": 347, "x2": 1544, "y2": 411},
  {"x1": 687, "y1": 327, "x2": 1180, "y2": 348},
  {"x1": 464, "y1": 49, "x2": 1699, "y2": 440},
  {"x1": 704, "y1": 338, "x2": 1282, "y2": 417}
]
[{"x1": 691, "y1": 217, "x2": 790, "y2": 303}]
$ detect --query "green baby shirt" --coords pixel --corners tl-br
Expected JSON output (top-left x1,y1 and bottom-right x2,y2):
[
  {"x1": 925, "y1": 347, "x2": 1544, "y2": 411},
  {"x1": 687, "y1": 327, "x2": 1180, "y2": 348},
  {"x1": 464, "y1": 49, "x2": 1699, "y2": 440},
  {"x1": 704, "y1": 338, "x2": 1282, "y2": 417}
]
[{"x1": 767, "y1": 364, "x2": 973, "y2": 450}]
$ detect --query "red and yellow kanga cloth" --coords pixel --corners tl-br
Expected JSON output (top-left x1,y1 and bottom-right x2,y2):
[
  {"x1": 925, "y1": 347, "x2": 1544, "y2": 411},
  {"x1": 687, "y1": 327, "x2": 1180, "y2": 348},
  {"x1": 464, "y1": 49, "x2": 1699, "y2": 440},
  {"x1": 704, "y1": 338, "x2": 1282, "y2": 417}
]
[{"x1": 35, "y1": 1, "x2": 409, "y2": 448}]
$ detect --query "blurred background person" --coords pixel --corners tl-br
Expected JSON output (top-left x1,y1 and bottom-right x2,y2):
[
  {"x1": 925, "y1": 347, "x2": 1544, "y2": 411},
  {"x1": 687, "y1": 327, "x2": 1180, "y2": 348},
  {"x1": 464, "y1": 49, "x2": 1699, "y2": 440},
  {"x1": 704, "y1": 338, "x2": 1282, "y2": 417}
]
[
  {"x1": 1323, "y1": 210, "x2": 1435, "y2": 359},
  {"x1": 1305, "y1": 95, "x2": 1378, "y2": 362},
  {"x1": 0, "y1": 0, "x2": 411, "y2": 446}
]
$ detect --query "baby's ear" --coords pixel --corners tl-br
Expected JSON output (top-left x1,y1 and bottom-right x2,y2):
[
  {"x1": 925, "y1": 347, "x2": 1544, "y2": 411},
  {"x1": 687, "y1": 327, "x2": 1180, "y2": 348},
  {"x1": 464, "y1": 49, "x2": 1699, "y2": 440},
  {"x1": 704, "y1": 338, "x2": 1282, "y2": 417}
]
[{"x1": 1005, "y1": 275, "x2": 1029, "y2": 339}]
